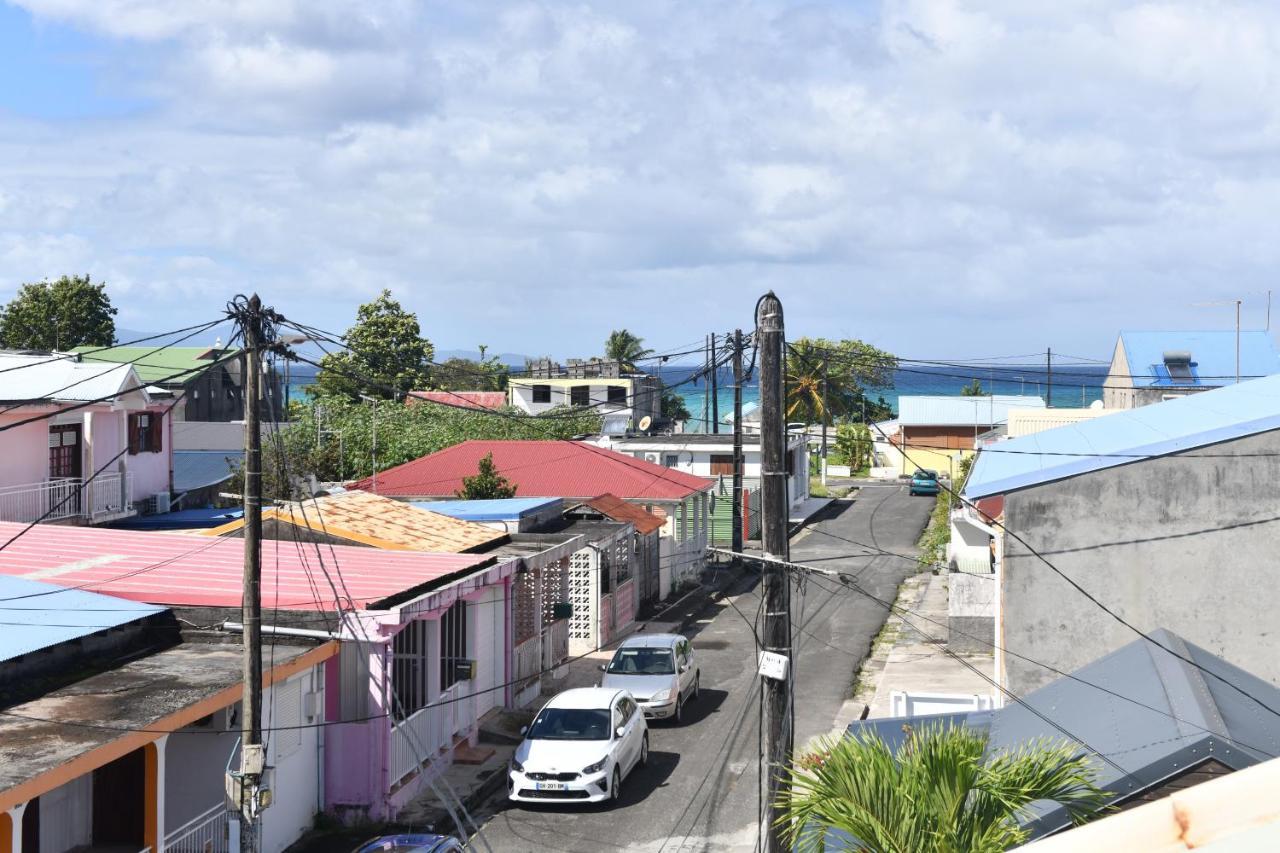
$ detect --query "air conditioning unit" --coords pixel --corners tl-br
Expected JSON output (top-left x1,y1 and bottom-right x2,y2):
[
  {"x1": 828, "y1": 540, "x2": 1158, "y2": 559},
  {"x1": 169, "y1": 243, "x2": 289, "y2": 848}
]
[
  {"x1": 138, "y1": 491, "x2": 171, "y2": 515},
  {"x1": 645, "y1": 453, "x2": 661, "y2": 464}
]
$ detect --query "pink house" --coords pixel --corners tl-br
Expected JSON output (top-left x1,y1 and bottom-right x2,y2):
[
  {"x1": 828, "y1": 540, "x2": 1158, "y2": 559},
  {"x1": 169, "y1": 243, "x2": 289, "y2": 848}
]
[{"x1": 0, "y1": 352, "x2": 174, "y2": 523}]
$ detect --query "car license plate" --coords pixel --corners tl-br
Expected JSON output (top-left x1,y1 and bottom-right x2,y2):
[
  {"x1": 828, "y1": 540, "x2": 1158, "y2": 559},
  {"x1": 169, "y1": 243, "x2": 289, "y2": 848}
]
[{"x1": 535, "y1": 782, "x2": 567, "y2": 791}]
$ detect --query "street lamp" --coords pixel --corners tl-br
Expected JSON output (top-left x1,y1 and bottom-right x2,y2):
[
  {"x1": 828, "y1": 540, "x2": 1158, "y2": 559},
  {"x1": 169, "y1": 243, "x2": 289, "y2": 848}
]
[{"x1": 359, "y1": 394, "x2": 378, "y2": 493}]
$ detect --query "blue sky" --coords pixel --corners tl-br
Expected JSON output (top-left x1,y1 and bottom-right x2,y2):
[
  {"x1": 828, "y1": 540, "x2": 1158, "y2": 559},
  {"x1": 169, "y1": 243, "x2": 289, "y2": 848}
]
[{"x1": 3, "y1": 1, "x2": 1280, "y2": 361}]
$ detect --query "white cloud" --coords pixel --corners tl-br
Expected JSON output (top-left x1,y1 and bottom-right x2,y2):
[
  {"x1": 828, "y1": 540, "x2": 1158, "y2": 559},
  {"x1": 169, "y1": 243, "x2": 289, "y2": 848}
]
[{"x1": 4, "y1": 0, "x2": 1280, "y2": 356}]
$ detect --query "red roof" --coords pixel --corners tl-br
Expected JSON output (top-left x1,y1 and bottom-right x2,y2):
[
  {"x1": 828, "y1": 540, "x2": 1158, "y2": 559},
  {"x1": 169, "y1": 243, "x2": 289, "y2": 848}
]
[
  {"x1": 408, "y1": 391, "x2": 507, "y2": 411},
  {"x1": 0, "y1": 522, "x2": 496, "y2": 610},
  {"x1": 576, "y1": 494, "x2": 666, "y2": 534},
  {"x1": 356, "y1": 440, "x2": 713, "y2": 501}
]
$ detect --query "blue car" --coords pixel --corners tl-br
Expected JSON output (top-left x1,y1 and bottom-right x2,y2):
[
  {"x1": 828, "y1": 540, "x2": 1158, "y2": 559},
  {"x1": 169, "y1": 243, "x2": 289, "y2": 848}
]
[
  {"x1": 353, "y1": 835, "x2": 464, "y2": 853},
  {"x1": 909, "y1": 469, "x2": 941, "y2": 496}
]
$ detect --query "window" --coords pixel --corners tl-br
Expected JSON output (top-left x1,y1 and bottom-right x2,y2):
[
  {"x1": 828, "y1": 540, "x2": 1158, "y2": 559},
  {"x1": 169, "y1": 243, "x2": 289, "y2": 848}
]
[
  {"x1": 607, "y1": 386, "x2": 627, "y2": 405},
  {"x1": 709, "y1": 454, "x2": 734, "y2": 475},
  {"x1": 440, "y1": 599, "x2": 469, "y2": 692},
  {"x1": 527, "y1": 707, "x2": 610, "y2": 740},
  {"x1": 607, "y1": 648, "x2": 675, "y2": 675},
  {"x1": 274, "y1": 679, "x2": 303, "y2": 757},
  {"x1": 664, "y1": 454, "x2": 679, "y2": 468},
  {"x1": 127, "y1": 412, "x2": 163, "y2": 455},
  {"x1": 617, "y1": 696, "x2": 637, "y2": 725},
  {"x1": 392, "y1": 619, "x2": 430, "y2": 720},
  {"x1": 532, "y1": 384, "x2": 552, "y2": 404},
  {"x1": 570, "y1": 385, "x2": 590, "y2": 407}
]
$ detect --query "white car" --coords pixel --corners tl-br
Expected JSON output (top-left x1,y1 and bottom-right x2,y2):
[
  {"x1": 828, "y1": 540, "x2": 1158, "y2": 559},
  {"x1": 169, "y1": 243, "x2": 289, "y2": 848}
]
[
  {"x1": 600, "y1": 634, "x2": 700, "y2": 723},
  {"x1": 508, "y1": 687, "x2": 649, "y2": 806}
]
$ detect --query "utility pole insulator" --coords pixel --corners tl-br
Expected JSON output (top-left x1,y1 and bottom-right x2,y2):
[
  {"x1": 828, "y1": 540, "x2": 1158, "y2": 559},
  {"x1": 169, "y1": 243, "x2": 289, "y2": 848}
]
[{"x1": 756, "y1": 292, "x2": 792, "y2": 853}]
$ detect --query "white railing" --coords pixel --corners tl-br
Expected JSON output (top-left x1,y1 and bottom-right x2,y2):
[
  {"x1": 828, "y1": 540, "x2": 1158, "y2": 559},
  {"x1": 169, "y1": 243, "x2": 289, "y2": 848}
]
[
  {"x1": 164, "y1": 804, "x2": 229, "y2": 853},
  {"x1": 389, "y1": 684, "x2": 477, "y2": 787},
  {"x1": 0, "y1": 473, "x2": 133, "y2": 524},
  {"x1": 543, "y1": 618, "x2": 569, "y2": 670}
]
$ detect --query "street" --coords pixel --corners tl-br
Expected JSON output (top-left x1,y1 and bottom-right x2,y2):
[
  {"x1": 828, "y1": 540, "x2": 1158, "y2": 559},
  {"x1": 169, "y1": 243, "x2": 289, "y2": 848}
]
[{"x1": 469, "y1": 483, "x2": 933, "y2": 852}]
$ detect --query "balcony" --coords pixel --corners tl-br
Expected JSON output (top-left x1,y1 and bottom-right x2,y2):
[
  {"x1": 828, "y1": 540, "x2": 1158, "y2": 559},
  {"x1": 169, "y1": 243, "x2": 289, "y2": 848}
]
[{"x1": 0, "y1": 473, "x2": 134, "y2": 524}]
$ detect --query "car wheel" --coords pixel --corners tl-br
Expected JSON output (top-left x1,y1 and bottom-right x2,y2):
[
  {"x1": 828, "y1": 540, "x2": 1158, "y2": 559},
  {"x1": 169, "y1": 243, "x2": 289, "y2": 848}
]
[
  {"x1": 673, "y1": 694, "x2": 683, "y2": 724},
  {"x1": 610, "y1": 767, "x2": 622, "y2": 804},
  {"x1": 691, "y1": 674, "x2": 700, "y2": 702},
  {"x1": 639, "y1": 733, "x2": 649, "y2": 768}
]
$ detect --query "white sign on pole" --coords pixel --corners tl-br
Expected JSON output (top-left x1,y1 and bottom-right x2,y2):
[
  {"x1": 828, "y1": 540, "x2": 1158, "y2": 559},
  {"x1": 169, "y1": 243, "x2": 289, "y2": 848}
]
[{"x1": 758, "y1": 651, "x2": 789, "y2": 682}]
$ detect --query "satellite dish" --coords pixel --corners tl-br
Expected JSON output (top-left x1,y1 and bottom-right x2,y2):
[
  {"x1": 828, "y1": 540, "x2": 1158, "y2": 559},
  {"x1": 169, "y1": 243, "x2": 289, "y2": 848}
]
[{"x1": 638, "y1": 416, "x2": 653, "y2": 432}]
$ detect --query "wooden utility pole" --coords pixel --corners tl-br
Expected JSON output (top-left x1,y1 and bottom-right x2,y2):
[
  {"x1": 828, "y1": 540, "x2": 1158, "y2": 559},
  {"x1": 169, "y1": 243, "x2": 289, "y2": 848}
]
[
  {"x1": 238, "y1": 295, "x2": 265, "y2": 853},
  {"x1": 731, "y1": 329, "x2": 744, "y2": 556},
  {"x1": 756, "y1": 292, "x2": 792, "y2": 853},
  {"x1": 710, "y1": 333, "x2": 720, "y2": 434},
  {"x1": 1045, "y1": 347, "x2": 1053, "y2": 408},
  {"x1": 819, "y1": 357, "x2": 829, "y2": 487}
]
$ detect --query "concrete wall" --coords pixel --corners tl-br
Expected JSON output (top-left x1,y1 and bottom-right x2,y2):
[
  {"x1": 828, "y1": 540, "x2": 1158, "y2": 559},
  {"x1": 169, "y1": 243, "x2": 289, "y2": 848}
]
[
  {"x1": 1001, "y1": 428, "x2": 1280, "y2": 693},
  {"x1": 0, "y1": 413, "x2": 51, "y2": 486},
  {"x1": 949, "y1": 572, "x2": 996, "y2": 653}
]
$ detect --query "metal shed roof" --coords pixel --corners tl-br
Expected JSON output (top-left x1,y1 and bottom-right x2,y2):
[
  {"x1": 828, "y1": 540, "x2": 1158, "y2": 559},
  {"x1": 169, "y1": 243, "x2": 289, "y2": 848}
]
[
  {"x1": 173, "y1": 449, "x2": 239, "y2": 491},
  {"x1": 0, "y1": 575, "x2": 166, "y2": 662},
  {"x1": 0, "y1": 352, "x2": 145, "y2": 404},
  {"x1": 413, "y1": 497, "x2": 564, "y2": 521},
  {"x1": 896, "y1": 395, "x2": 1046, "y2": 427},
  {"x1": 845, "y1": 629, "x2": 1280, "y2": 839},
  {"x1": 1118, "y1": 331, "x2": 1280, "y2": 388},
  {"x1": 964, "y1": 373, "x2": 1280, "y2": 499}
]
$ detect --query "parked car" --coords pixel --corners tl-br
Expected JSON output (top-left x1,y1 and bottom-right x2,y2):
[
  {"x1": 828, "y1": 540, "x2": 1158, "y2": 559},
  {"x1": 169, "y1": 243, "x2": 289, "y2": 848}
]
[
  {"x1": 509, "y1": 687, "x2": 649, "y2": 806},
  {"x1": 353, "y1": 834, "x2": 463, "y2": 853},
  {"x1": 909, "y1": 469, "x2": 941, "y2": 496},
  {"x1": 600, "y1": 633, "x2": 700, "y2": 723}
]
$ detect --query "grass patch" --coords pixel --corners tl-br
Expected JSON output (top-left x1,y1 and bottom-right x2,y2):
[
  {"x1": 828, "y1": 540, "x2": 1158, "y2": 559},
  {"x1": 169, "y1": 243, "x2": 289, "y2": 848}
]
[{"x1": 914, "y1": 456, "x2": 974, "y2": 571}]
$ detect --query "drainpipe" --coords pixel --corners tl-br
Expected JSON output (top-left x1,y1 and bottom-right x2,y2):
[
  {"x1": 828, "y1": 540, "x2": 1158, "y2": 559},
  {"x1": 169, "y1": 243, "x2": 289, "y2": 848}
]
[{"x1": 222, "y1": 622, "x2": 342, "y2": 641}]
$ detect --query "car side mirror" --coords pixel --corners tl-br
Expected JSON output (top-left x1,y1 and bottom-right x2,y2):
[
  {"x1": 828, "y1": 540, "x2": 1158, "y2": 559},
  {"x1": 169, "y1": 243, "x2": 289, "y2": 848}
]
[
  {"x1": 615, "y1": 726, "x2": 626, "y2": 738},
  {"x1": 598, "y1": 664, "x2": 607, "y2": 672},
  {"x1": 679, "y1": 664, "x2": 689, "y2": 673},
  {"x1": 519, "y1": 725, "x2": 528, "y2": 736}
]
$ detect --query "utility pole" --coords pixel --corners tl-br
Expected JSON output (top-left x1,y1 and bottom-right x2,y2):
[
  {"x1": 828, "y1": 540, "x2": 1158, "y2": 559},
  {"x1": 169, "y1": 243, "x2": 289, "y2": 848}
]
[
  {"x1": 710, "y1": 333, "x2": 720, "y2": 434},
  {"x1": 236, "y1": 295, "x2": 266, "y2": 853},
  {"x1": 756, "y1": 292, "x2": 792, "y2": 853},
  {"x1": 731, "y1": 329, "x2": 744, "y2": 557},
  {"x1": 819, "y1": 357, "x2": 829, "y2": 488},
  {"x1": 703, "y1": 334, "x2": 711, "y2": 434},
  {"x1": 1236, "y1": 299, "x2": 1242, "y2": 383},
  {"x1": 1045, "y1": 347, "x2": 1053, "y2": 408}
]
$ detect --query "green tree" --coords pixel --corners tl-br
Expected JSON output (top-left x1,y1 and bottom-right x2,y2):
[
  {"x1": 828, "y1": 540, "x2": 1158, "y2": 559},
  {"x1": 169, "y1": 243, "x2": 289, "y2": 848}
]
[
  {"x1": 456, "y1": 452, "x2": 517, "y2": 499},
  {"x1": 778, "y1": 724, "x2": 1106, "y2": 853},
  {"x1": 0, "y1": 274, "x2": 117, "y2": 350},
  {"x1": 432, "y1": 353, "x2": 509, "y2": 392},
  {"x1": 604, "y1": 329, "x2": 653, "y2": 372},
  {"x1": 662, "y1": 389, "x2": 692, "y2": 422},
  {"x1": 313, "y1": 290, "x2": 434, "y2": 400},
  {"x1": 787, "y1": 338, "x2": 897, "y2": 425},
  {"x1": 832, "y1": 422, "x2": 873, "y2": 470},
  {"x1": 961, "y1": 379, "x2": 985, "y2": 397}
]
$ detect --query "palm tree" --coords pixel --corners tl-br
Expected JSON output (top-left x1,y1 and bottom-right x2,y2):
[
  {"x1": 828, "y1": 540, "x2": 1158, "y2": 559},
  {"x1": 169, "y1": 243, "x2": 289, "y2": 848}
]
[
  {"x1": 778, "y1": 723, "x2": 1107, "y2": 852},
  {"x1": 960, "y1": 379, "x2": 985, "y2": 397},
  {"x1": 786, "y1": 338, "x2": 897, "y2": 425},
  {"x1": 604, "y1": 329, "x2": 653, "y2": 372}
]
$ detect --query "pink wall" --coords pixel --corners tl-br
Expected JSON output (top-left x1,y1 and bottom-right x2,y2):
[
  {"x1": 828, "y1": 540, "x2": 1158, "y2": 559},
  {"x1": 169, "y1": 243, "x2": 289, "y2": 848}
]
[
  {"x1": 0, "y1": 413, "x2": 51, "y2": 486},
  {"x1": 124, "y1": 406, "x2": 173, "y2": 499}
]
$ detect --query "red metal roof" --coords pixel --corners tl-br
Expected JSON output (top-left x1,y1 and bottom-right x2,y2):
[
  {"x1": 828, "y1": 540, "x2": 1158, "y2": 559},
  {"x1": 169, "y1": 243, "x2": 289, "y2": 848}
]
[
  {"x1": 356, "y1": 440, "x2": 713, "y2": 501},
  {"x1": 407, "y1": 391, "x2": 507, "y2": 411},
  {"x1": 0, "y1": 522, "x2": 495, "y2": 610},
  {"x1": 576, "y1": 494, "x2": 666, "y2": 534}
]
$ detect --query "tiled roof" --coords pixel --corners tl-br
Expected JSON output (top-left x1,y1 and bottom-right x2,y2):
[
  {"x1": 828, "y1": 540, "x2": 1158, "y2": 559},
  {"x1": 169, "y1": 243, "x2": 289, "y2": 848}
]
[
  {"x1": 573, "y1": 493, "x2": 665, "y2": 534},
  {"x1": 206, "y1": 489, "x2": 507, "y2": 553},
  {"x1": 355, "y1": 440, "x2": 713, "y2": 501},
  {"x1": 0, "y1": 521, "x2": 497, "y2": 610},
  {"x1": 408, "y1": 391, "x2": 507, "y2": 410}
]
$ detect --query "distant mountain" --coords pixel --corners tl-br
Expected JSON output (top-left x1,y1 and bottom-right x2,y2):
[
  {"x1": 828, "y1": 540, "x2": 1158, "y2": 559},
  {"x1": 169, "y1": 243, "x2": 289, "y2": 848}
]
[{"x1": 436, "y1": 349, "x2": 532, "y2": 368}]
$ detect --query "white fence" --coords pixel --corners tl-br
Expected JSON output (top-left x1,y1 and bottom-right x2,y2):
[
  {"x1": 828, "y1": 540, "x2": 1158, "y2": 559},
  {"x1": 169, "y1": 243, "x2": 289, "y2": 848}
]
[
  {"x1": 543, "y1": 619, "x2": 569, "y2": 670},
  {"x1": 164, "y1": 804, "x2": 229, "y2": 853},
  {"x1": 389, "y1": 685, "x2": 476, "y2": 787},
  {"x1": 512, "y1": 635, "x2": 542, "y2": 707},
  {"x1": 0, "y1": 473, "x2": 133, "y2": 524}
]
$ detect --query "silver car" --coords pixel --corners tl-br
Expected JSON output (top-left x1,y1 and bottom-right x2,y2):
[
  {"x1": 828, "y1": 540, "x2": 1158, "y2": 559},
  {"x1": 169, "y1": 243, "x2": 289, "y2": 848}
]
[{"x1": 600, "y1": 633, "x2": 700, "y2": 723}]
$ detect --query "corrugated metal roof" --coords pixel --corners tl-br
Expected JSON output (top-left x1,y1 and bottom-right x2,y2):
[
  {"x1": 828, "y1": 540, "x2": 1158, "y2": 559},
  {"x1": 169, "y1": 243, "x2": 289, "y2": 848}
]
[
  {"x1": 206, "y1": 490, "x2": 507, "y2": 553},
  {"x1": 174, "y1": 450, "x2": 239, "y2": 491},
  {"x1": 965, "y1": 374, "x2": 1280, "y2": 499},
  {"x1": 357, "y1": 440, "x2": 713, "y2": 500},
  {"x1": 897, "y1": 395, "x2": 1046, "y2": 427},
  {"x1": 70, "y1": 344, "x2": 236, "y2": 385},
  {"x1": 845, "y1": 629, "x2": 1279, "y2": 839},
  {"x1": 1118, "y1": 331, "x2": 1280, "y2": 388},
  {"x1": 572, "y1": 493, "x2": 665, "y2": 534},
  {"x1": 407, "y1": 391, "x2": 507, "y2": 410},
  {"x1": 412, "y1": 497, "x2": 563, "y2": 521},
  {"x1": 0, "y1": 352, "x2": 144, "y2": 404},
  {"x1": 0, "y1": 575, "x2": 165, "y2": 662},
  {"x1": 0, "y1": 521, "x2": 498, "y2": 610}
]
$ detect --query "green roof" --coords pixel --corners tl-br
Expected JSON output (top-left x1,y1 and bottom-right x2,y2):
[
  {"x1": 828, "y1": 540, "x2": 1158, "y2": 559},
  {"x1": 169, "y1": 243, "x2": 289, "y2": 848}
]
[{"x1": 69, "y1": 345, "x2": 239, "y2": 384}]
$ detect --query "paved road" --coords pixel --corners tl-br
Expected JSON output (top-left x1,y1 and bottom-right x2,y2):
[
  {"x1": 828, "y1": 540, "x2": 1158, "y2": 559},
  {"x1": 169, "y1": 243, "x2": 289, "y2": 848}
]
[{"x1": 470, "y1": 484, "x2": 932, "y2": 853}]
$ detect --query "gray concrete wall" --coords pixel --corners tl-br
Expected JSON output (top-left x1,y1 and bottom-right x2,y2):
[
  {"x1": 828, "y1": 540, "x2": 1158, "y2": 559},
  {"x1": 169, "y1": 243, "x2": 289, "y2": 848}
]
[
  {"x1": 949, "y1": 572, "x2": 995, "y2": 653},
  {"x1": 1002, "y1": 427, "x2": 1280, "y2": 694}
]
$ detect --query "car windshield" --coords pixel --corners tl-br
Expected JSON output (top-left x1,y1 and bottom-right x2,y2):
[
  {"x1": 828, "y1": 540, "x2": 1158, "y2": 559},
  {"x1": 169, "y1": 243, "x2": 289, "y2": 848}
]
[
  {"x1": 526, "y1": 707, "x2": 611, "y2": 740},
  {"x1": 607, "y1": 647, "x2": 676, "y2": 675},
  {"x1": 916, "y1": 471, "x2": 937, "y2": 480}
]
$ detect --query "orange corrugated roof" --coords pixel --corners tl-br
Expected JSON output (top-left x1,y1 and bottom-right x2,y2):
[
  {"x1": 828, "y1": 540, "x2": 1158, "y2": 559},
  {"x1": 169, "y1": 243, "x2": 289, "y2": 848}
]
[
  {"x1": 577, "y1": 493, "x2": 665, "y2": 534},
  {"x1": 207, "y1": 490, "x2": 508, "y2": 553}
]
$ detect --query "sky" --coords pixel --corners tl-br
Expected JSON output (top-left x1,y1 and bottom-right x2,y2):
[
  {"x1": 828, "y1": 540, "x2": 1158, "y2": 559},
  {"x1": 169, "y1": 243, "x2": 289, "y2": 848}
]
[{"x1": 2, "y1": 1, "x2": 1280, "y2": 361}]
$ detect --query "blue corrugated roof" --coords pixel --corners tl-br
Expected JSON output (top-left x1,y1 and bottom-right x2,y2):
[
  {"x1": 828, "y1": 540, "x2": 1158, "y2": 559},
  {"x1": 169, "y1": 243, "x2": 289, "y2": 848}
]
[
  {"x1": 1119, "y1": 331, "x2": 1280, "y2": 388},
  {"x1": 411, "y1": 497, "x2": 563, "y2": 521},
  {"x1": 0, "y1": 576, "x2": 166, "y2": 662},
  {"x1": 112, "y1": 506, "x2": 244, "y2": 530},
  {"x1": 964, "y1": 374, "x2": 1280, "y2": 498},
  {"x1": 174, "y1": 450, "x2": 239, "y2": 492}
]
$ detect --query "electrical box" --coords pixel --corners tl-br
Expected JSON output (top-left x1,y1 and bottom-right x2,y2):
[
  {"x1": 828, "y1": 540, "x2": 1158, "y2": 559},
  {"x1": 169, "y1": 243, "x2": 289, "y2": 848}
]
[
  {"x1": 454, "y1": 659, "x2": 476, "y2": 681},
  {"x1": 552, "y1": 602, "x2": 573, "y2": 620}
]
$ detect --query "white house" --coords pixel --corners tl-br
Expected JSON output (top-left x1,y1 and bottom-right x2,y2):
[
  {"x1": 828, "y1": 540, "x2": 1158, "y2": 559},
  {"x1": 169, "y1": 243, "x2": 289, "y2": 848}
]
[{"x1": 508, "y1": 358, "x2": 662, "y2": 433}]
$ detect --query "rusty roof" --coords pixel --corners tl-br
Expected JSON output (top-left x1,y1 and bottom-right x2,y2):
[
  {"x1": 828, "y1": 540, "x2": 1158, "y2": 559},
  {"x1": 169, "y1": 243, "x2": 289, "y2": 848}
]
[
  {"x1": 407, "y1": 391, "x2": 508, "y2": 410},
  {"x1": 574, "y1": 493, "x2": 665, "y2": 534},
  {"x1": 207, "y1": 489, "x2": 508, "y2": 553}
]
